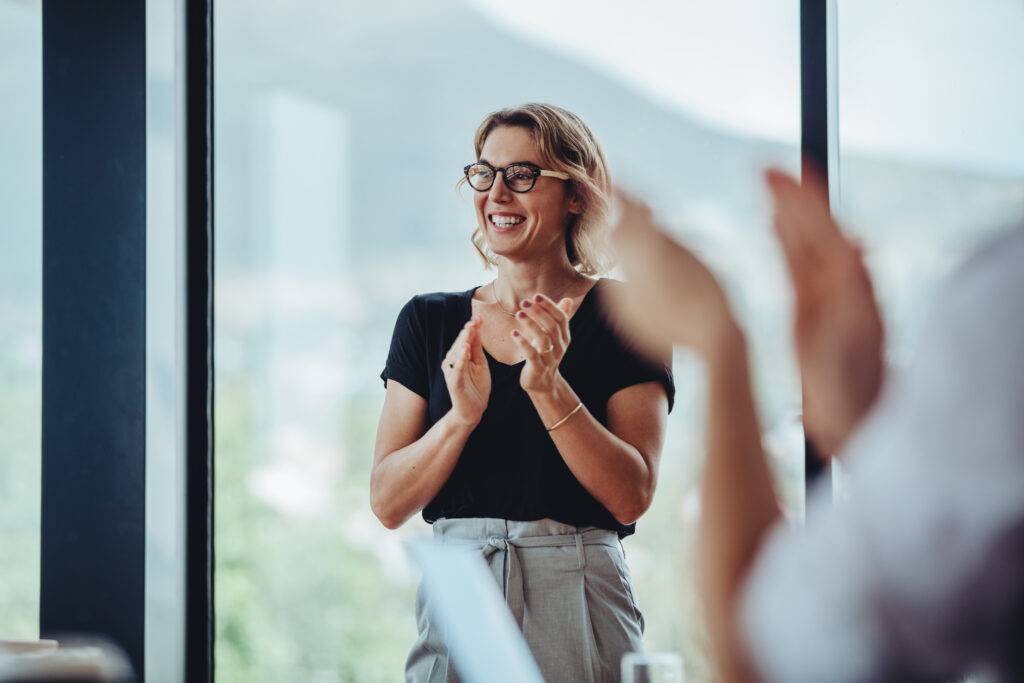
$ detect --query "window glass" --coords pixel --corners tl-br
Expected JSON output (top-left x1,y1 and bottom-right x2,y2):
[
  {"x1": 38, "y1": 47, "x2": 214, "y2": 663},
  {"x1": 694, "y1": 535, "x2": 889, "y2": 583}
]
[
  {"x1": 837, "y1": 0, "x2": 1024, "y2": 361},
  {"x1": 0, "y1": 0, "x2": 42, "y2": 641},
  {"x1": 214, "y1": 2, "x2": 800, "y2": 680}
]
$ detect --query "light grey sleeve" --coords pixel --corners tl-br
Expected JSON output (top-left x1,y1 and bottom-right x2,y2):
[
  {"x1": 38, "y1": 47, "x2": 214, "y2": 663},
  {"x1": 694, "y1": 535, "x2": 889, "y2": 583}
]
[{"x1": 740, "y1": 226, "x2": 1024, "y2": 683}]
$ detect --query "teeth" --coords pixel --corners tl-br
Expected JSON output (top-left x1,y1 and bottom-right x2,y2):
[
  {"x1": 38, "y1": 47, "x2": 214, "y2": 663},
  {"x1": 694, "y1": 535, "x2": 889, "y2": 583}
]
[{"x1": 490, "y1": 215, "x2": 525, "y2": 227}]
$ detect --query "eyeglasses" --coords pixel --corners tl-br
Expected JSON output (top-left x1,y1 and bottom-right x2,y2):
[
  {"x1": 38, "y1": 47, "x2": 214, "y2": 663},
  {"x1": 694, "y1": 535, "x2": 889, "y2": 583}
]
[{"x1": 463, "y1": 160, "x2": 570, "y2": 193}]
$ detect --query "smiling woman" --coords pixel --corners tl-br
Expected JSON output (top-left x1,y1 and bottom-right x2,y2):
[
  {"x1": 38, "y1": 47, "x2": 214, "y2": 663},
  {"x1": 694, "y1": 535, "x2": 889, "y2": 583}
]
[
  {"x1": 466, "y1": 104, "x2": 613, "y2": 278},
  {"x1": 213, "y1": 2, "x2": 802, "y2": 679},
  {"x1": 372, "y1": 103, "x2": 675, "y2": 682}
]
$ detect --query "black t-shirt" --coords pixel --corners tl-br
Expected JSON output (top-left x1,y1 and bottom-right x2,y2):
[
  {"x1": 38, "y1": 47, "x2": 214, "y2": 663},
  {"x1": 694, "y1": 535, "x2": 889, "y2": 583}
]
[{"x1": 379, "y1": 278, "x2": 675, "y2": 536}]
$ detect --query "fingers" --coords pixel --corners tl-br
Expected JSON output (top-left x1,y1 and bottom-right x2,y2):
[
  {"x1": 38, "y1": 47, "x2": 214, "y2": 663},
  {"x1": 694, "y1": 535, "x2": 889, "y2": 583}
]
[
  {"x1": 765, "y1": 169, "x2": 820, "y2": 278},
  {"x1": 515, "y1": 309, "x2": 556, "y2": 352},
  {"x1": 766, "y1": 166, "x2": 847, "y2": 253},
  {"x1": 444, "y1": 319, "x2": 477, "y2": 370},
  {"x1": 765, "y1": 167, "x2": 847, "y2": 302},
  {"x1": 511, "y1": 328, "x2": 542, "y2": 365},
  {"x1": 610, "y1": 188, "x2": 658, "y2": 250},
  {"x1": 520, "y1": 294, "x2": 568, "y2": 345}
]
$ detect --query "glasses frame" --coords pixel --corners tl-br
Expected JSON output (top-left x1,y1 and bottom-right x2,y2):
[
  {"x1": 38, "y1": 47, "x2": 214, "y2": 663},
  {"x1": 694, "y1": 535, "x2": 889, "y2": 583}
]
[{"x1": 463, "y1": 160, "x2": 570, "y2": 193}]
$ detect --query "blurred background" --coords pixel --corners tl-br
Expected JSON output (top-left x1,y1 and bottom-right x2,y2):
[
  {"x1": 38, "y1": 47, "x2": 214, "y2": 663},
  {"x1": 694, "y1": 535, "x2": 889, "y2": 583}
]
[{"x1": 2, "y1": 1, "x2": 1022, "y2": 681}]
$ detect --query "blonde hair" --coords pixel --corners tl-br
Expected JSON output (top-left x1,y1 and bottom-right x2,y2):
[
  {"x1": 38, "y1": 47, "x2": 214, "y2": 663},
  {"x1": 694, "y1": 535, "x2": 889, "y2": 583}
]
[{"x1": 467, "y1": 103, "x2": 613, "y2": 275}]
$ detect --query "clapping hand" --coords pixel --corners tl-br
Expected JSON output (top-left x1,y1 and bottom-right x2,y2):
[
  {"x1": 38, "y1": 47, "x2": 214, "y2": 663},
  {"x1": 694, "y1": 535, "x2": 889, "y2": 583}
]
[
  {"x1": 442, "y1": 316, "x2": 491, "y2": 427},
  {"x1": 602, "y1": 190, "x2": 739, "y2": 362},
  {"x1": 511, "y1": 294, "x2": 575, "y2": 394},
  {"x1": 766, "y1": 167, "x2": 885, "y2": 456}
]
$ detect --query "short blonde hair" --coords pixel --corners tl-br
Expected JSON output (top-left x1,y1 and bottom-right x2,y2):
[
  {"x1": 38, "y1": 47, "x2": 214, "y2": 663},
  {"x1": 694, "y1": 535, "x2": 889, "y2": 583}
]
[{"x1": 468, "y1": 103, "x2": 613, "y2": 275}]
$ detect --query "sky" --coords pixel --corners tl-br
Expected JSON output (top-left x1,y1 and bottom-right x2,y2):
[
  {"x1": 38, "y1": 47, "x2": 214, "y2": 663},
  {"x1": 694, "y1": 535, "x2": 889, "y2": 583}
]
[{"x1": 469, "y1": 0, "x2": 1024, "y2": 175}]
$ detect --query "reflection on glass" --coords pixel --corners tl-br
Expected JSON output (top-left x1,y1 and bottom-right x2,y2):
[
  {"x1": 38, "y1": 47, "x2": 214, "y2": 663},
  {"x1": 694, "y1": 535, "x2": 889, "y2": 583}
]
[
  {"x1": 214, "y1": 2, "x2": 799, "y2": 681},
  {"x1": 0, "y1": 1, "x2": 42, "y2": 641}
]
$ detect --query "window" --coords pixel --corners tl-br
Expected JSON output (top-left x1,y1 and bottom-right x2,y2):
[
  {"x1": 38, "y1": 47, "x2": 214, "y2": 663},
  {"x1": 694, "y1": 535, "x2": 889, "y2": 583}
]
[
  {"x1": 836, "y1": 0, "x2": 1024, "y2": 361},
  {"x1": 0, "y1": 0, "x2": 42, "y2": 642},
  {"x1": 214, "y1": 2, "x2": 801, "y2": 680}
]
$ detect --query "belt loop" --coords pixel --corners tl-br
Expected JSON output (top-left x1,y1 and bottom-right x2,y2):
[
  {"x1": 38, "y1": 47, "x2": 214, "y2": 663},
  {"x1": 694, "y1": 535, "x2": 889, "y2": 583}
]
[{"x1": 575, "y1": 533, "x2": 585, "y2": 570}]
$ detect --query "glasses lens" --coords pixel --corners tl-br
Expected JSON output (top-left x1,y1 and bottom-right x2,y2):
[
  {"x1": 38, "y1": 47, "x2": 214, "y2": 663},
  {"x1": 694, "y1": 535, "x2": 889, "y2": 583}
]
[
  {"x1": 466, "y1": 164, "x2": 494, "y2": 191},
  {"x1": 505, "y1": 164, "x2": 537, "y2": 192}
]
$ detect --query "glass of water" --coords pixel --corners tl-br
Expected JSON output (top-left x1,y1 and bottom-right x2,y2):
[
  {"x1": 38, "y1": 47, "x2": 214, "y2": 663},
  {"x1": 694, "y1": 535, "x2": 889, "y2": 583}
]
[{"x1": 621, "y1": 652, "x2": 684, "y2": 683}]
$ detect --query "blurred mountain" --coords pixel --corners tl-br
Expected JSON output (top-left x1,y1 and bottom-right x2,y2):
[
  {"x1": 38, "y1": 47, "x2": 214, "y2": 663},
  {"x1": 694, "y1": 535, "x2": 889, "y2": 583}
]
[{"x1": 213, "y1": 0, "x2": 793, "y2": 268}]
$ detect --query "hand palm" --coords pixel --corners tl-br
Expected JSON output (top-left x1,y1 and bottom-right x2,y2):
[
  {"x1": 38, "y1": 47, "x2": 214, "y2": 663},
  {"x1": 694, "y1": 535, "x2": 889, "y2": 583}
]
[
  {"x1": 444, "y1": 321, "x2": 492, "y2": 424},
  {"x1": 767, "y1": 168, "x2": 885, "y2": 455},
  {"x1": 795, "y1": 247, "x2": 883, "y2": 454}
]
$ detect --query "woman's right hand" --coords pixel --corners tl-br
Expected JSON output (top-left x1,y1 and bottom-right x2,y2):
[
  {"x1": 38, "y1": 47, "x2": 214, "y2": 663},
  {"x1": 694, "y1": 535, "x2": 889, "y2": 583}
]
[{"x1": 442, "y1": 316, "x2": 491, "y2": 427}]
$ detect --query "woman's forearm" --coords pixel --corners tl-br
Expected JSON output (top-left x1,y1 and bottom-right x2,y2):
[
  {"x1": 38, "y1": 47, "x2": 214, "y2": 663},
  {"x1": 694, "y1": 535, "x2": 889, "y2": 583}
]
[
  {"x1": 370, "y1": 411, "x2": 477, "y2": 529},
  {"x1": 698, "y1": 327, "x2": 780, "y2": 683},
  {"x1": 527, "y1": 378, "x2": 654, "y2": 525}
]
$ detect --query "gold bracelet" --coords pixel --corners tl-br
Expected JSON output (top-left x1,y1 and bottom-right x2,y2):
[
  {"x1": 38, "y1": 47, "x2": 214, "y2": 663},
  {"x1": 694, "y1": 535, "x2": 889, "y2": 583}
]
[{"x1": 546, "y1": 401, "x2": 584, "y2": 432}]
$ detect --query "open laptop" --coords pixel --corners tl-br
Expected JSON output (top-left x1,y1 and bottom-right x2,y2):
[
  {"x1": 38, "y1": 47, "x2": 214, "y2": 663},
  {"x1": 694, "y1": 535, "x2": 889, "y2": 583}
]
[{"x1": 406, "y1": 540, "x2": 546, "y2": 683}]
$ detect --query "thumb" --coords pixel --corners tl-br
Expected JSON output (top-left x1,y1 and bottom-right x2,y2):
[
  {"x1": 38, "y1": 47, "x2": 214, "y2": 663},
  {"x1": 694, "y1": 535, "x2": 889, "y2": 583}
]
[{"x1": 558, "y1": 297, "x2": 574, "y2": 316}]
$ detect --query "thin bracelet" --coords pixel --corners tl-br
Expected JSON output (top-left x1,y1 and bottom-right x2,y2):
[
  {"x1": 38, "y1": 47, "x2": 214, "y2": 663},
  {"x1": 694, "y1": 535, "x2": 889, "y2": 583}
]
[{"x1": 546, "y1": 401, "x2": 584, "y2": 432}]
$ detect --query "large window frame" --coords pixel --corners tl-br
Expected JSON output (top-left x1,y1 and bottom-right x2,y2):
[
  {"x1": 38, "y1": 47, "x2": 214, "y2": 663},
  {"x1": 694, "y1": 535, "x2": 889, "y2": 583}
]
[{"x1": 36, "y1": 2, "x2": 833, "y2": 680}]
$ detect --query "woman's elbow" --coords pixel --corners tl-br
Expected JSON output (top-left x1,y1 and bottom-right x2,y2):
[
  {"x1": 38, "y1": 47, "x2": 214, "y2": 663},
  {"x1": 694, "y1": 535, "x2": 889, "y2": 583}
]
[
  {"x1": 369, "y1": 476, "x2": 405, "y2": 530},
  {"x1": 612, "y1": 491, "x2": 654, "y2": 526},
  {"x1": 370, "y1": 495, "x2": 404, "y2": 530}
]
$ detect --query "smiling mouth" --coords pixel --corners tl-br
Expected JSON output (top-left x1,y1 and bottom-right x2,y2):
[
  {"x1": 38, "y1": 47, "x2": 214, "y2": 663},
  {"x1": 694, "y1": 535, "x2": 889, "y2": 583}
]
[{"x1": 489, "y1": 214, "x2": 526, "y2": 231}]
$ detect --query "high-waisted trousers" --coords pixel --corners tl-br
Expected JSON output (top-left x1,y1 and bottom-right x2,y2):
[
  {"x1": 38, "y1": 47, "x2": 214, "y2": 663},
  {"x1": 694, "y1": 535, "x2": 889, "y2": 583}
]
[{"x1": 405, "y1": 517, "x2": 645, "y2": 683}]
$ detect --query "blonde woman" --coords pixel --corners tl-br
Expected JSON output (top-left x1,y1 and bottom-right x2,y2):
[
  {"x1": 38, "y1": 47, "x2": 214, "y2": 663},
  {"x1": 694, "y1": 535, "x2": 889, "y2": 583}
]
[{"x1": 372, "y1": 103, "x2": 674, "y2": 683}]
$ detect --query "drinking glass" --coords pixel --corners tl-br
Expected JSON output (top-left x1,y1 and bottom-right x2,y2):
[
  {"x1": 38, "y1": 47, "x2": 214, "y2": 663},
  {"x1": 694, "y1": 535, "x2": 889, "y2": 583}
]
[{"x1": 621, "y1": 652, "x2": 684, "y2": 683}]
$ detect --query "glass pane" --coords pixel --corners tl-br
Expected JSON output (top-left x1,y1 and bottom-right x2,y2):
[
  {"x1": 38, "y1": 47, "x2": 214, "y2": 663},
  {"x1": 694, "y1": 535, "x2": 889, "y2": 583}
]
[
  {"x1": 214, "y1": 2, "x2": 800, "y2": 681},
  {"x1": 0, "y1": 0, "x2": 42, "y2": 641},
  {"x1": 837, "y1": 0, "x2": 1024, "y2": 360}
]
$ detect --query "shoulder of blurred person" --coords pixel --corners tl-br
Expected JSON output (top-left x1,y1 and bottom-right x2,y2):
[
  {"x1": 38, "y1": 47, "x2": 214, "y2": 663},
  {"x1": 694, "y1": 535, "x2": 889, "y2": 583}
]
[{"x1": 739, "y1": 221, "x2": 1024, "y2": 683}]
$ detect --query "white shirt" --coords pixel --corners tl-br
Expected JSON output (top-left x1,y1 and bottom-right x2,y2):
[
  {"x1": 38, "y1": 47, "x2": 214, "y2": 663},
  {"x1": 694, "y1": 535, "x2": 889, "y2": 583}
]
[{"x1": 741, "y1": 224, "x2": 1024, "y2": 683}]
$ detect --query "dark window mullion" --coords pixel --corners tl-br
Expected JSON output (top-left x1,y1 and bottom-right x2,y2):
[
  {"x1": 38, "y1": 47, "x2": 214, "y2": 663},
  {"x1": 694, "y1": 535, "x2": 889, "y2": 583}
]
[
  {"x1": 800, "y1": 0, "x2": 831, "y2": 490},
  {"x1": 41, "y1": 0, "x2": 147, "y2": 676},
  {"x1": 185, "y1": 0, "x2": 215, "y2": 681}
]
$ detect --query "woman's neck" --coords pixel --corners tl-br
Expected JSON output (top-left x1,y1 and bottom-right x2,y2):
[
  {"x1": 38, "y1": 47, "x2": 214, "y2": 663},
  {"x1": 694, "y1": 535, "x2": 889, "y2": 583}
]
[{"x1": 493, "y1": 257, "x2": 585, "y2": 307}]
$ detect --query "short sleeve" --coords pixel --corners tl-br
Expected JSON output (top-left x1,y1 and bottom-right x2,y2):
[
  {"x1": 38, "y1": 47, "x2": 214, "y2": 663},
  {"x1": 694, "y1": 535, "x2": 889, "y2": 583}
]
[
  {"x1": 604, "y1": 329, "x2": 675, "y2": 413},
  {"x1": 380, "y1": 296, "x2": 430, "y2": 399}
]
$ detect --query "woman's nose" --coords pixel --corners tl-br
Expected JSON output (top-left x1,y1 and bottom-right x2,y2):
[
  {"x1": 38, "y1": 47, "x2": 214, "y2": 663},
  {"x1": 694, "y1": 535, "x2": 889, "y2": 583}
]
[{"x1": 487, "y1": 173, "x2": 513, "y2": 203}]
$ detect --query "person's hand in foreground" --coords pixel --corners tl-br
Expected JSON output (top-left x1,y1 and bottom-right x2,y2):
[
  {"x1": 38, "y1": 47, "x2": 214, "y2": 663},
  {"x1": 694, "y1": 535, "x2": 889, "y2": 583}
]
[
  {"x1": 601, "y1": 190, "x2": 739, "y2": 361},
  {"x1": 766, "y1": 167, "x2": 885, "y2": 456},
  {"x1": 603, "y1": 190, "x2": 779, "y2": 683}
]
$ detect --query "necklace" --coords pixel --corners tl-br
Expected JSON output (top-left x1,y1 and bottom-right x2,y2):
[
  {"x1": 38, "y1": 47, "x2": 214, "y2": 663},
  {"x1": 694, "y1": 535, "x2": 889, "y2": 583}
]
[{"x1": 490, "y1": 276, "x2": 580, "y2": 318}]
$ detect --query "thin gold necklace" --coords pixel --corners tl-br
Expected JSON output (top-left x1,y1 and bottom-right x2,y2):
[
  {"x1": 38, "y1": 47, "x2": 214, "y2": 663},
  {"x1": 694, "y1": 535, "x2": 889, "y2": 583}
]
[{"x1": 490, "y1": 277, "x2": 579, "y2": 318}]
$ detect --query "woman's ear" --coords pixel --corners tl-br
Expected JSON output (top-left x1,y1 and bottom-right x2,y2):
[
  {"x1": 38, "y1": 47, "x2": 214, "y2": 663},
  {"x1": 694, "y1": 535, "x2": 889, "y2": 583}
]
[{"x1": 567, "y1": 192, "x2": 583, "y2": 215}]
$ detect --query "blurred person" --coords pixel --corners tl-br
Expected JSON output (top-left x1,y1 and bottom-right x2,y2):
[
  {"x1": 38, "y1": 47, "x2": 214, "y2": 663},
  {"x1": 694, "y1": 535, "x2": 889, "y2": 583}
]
[
  {"x1": 372, "y1": 103, "x2": 674, "y2": 683},
  {"x1": 603, "y1": 170, "x2": 1024, "y2": 682}
]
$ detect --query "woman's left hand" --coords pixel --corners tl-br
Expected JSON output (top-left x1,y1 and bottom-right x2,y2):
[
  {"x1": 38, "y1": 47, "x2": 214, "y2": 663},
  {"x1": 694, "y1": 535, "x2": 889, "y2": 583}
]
[{"x1": 511, "y1": 294, "x2": 575, "y2": 394}]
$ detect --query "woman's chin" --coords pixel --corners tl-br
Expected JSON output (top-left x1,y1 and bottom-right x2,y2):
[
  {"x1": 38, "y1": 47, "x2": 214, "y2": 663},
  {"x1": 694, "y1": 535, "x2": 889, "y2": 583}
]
[{"x1": 484, "y1": 234, "x2": 522, "y2": 257}]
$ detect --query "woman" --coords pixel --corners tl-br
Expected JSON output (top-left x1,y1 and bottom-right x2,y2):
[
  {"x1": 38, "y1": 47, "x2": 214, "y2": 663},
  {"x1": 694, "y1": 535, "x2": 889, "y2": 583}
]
[{"x1": 372, "y1": 103, "x2": 674, "y2": 683}]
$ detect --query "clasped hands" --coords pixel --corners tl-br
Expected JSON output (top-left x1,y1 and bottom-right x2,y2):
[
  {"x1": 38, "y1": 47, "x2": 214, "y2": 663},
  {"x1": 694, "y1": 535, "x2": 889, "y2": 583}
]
[{"x1": 442, "y1": 294, "x2": 574, "y2": 427}]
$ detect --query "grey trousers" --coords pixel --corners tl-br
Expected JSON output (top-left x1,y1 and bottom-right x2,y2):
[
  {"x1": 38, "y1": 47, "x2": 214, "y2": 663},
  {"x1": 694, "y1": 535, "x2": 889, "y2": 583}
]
[{"x1": 405, "y1": 518, "x2": 645, "y2": 683}]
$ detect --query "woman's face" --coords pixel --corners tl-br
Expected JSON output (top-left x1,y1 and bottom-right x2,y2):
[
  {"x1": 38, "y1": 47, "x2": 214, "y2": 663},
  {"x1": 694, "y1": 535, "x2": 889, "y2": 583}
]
[{"x1": 473, "y1": 125, "x2": 580, "y2": 264}]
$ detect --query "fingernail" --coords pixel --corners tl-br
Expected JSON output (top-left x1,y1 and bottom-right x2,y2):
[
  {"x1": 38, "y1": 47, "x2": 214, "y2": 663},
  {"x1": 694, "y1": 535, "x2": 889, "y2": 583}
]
[
  {"x1": 533, "y1": 294, "x2": 543, "y2": 303},
  {"x1": 517, "y1": 311, "x2": 527, "y2": 319},
  {"x1": 512, "y1": 329, "x2": 520, "y2": 337},
  {"x1": 521, "y1": 300, "x2": 531, "y2": 308}
]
